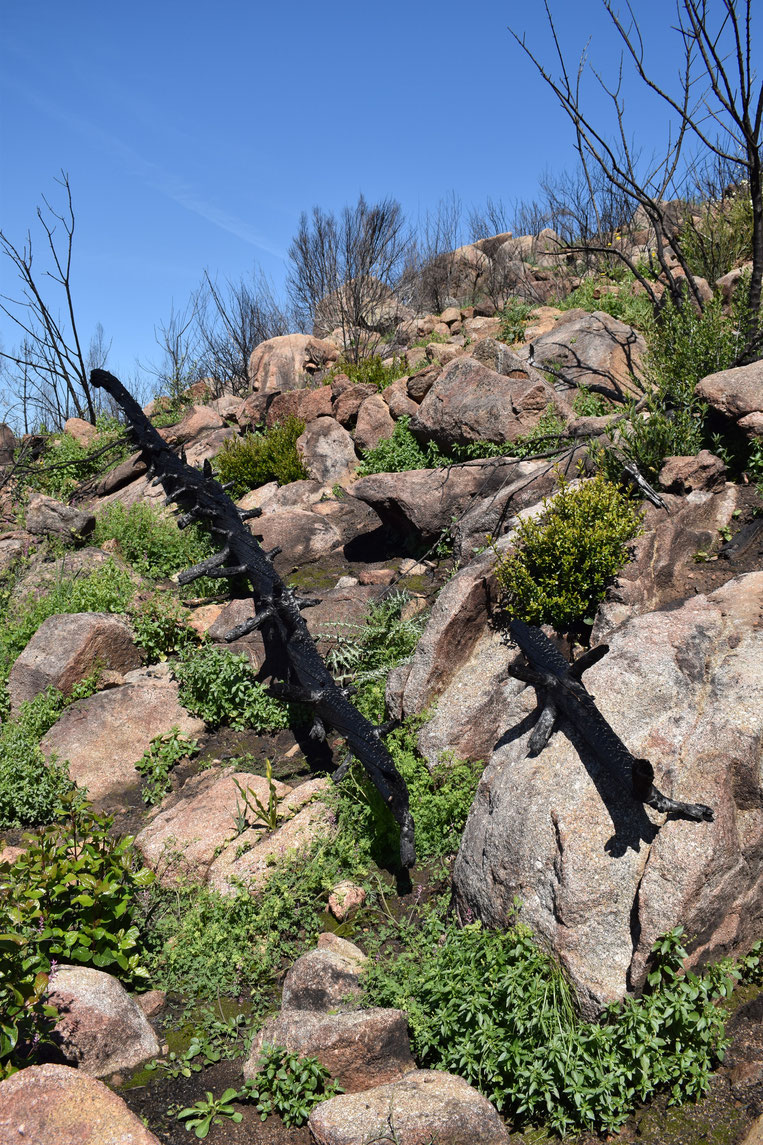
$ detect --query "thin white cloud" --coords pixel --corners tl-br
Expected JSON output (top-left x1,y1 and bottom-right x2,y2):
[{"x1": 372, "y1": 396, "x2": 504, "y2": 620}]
[{"x1": 0, "y1": 71, "x2": 285, "y2": 259}]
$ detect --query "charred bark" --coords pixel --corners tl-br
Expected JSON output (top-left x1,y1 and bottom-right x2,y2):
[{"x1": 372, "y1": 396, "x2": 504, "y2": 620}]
[
  {"x1": 90, "y1": 369, "x2": 415, "y2": 867},
  {"x1": 507, "y1": 618, "x2": 713, "y2": 823}
]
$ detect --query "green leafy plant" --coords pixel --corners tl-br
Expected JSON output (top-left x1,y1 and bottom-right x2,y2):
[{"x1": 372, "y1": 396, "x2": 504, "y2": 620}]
[
  {"x1": 135, "y1": 728, "x2": 199, "y2": 806},
  {"x1": 176, "y1": 1088, "x2": 243, "y2": 1138},
  {"x1": 172, "y1": 644, "x2": 290, "y2": 732},
  {"x1": 232, "y1": 761, "x2": 283, "y2": 833},
  {"x1": 214, "y1": 416, "x2": 307, "y2": 497},
  {"x1": 559, "y1": 273, "x2": 653, "y2": 329},
  {"x1": 243, "y1": 1044, "x2": 343, "y2": 1127},
  {"x1": 0, "y1": 678, "x2": 101, "y2": 829},
  {"x1": 363, "y1": 911, "x2": 735, "y2": 1135},
  {"x1": 679, "y1": 191, "x2": 754, "y2": 284},
  {"x1": 572, "y1": 385, "x2": 611, "y2": 417},
  {"x1": 0, "y1": 932, "x2": 57, "y2": 1078},
  {"x1": 147, "y1": 1011, "x2": 250, "y2": 1079},
  {"x1": 356, "y1": 415, "x2": 434, "y2": 475},
  {"x1": 22, "y1": 415, "x2": 130, "y2": 501},
  {"x1": 331, "y1": 355, "x2": 407, "y2": 390},
  {"x1": 497, "y1": 297, "x2": 534, "y2": 344},
  {"x1": 494, "y1": 469, "x2": 643, "y2": 633},
  {"x1": 129, "y1": 593, "x2": 197, "y2": 663},
  {"x1": 93, "y1": 502, "x2": 216, "y2": 585}
]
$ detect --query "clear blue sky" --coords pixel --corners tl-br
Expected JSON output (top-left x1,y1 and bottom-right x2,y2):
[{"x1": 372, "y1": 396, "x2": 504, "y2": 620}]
[{"x1": 0, "y1": 0, "x2": 705, "y2": 390}]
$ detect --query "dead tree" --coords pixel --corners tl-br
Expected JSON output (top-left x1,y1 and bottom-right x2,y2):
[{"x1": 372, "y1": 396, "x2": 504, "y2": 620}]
[
  {"x1": 510, "y1": 0, "x2": 763, "y2": 343},
  {"x1": 507, "y1": 618, "x2": 713, "y2": 822},
  {"x1": 90, "y1": 369, "x2": 416, "y2": 867}
]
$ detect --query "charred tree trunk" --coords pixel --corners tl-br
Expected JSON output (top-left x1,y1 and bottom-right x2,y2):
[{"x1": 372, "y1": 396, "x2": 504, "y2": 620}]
[{"x1": 90, "y1": 369, "x2": 415, "y2": 867}]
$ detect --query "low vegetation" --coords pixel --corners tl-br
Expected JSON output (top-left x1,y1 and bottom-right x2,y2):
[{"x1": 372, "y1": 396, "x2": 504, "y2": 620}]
[
  {"x1": 494, "y1": 469, "x2": 643, "y2": 634},
  {"x1": 214, "y1": 416, "x2": 307, "y2": 496}
]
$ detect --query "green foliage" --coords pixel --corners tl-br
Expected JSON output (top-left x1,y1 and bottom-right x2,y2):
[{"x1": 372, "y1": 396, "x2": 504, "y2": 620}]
[
  {"x1": 0, "y1": 796, "x2": 154, "y2": 1071},
  {"x1": 172, "y1": 644, "x2": 290, "y2": 732},
  {"x1": 232, "y1": 761, "x2": 282, "y2": 833},
  {"x1": 497, "y1": 297, "x2": 534, "y2": 344},
  {"x1": 147, "y1": 1011, "x2": 250, "y2": 1080},
  {"x1": 679, "y1": 192, "x2": 754, "y2": 284},
  {"x1": 572, "y1": 385, "x2": 611, "y2": 417},
  {"x1": 93, "y1": 502, "x2": 216, "y2": 586},
  {"x1": 129, "y1": 593, "x2": 197, "y2": 663},
  {"x1": 243, "y1": 1044, "x2": 343, "y2": 1127},
  {"x1": 357, "y1": 411, "x2": 569, "y2": 477},
  {"x1": 363, "y1": 912, "x2": 734, "y2": 1135},
  {"x1": 214, "y1": 416, "x2": 307, "y2": 497},
  {"x1": 135, "y1": 728, "x2": 199, "y2": 806},
  {"x1": 322, "y1": 590, "x2": 427, "y2": 723},
  {"x1": 0, "y1": 679, "x2": 100, "y2": 829},
  {"x1": 559, "y1": 274, "x2": 653, "y2": 329},
  {"x1": 333, "y1": 355, "x2": 407, "y2": 390},
  {"x1": 494, "y1": 470, "x2": 643, "y2": 633},
  {"x1": 22, "y1": 416, "x2": 130, "y2": 501},
  {"x1": 0, "y1": 561, "x2": 135, "y2": 720},
  {"x1": 176, "y1": 1089, "x2": 243, "y2": 1138}
]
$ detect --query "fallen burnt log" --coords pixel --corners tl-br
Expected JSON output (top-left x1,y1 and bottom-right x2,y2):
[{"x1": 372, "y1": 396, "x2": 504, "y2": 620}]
[
  {"x1": 507, "y1": 618, "x2": 713, "y2": 822},
  {"x1": 90, "y1": 370, "x2": 415, "y2": 867}
]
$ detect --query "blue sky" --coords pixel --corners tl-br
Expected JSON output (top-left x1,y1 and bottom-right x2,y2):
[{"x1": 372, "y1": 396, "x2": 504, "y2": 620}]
[{"x1": 0, "y1": 0, "x2": 699, "y2": 390}]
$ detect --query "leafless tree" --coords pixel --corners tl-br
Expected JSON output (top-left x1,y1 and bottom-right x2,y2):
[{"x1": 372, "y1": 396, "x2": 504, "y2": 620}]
[
  {"x1": 142, "y1": 301, "x2": 204, "y2": 403},
  {"x1": 0, "y1": 172, "x2": 104, "y2": 428},
  {"x1": 468, "y1": 196, "x2": 513, "y2": 241},
  {"x1": 510, "y1": 0, "x2": 762, "y2": 344},
  {"x1": 287, "y1": 194, "x2": 409, "y2": 361},
  {"x1": 195, "y1": 267, "x2": 290, "y2": 394},
  {"x1": 400, "y1": 192, "x2": 468, "y2": 314}
]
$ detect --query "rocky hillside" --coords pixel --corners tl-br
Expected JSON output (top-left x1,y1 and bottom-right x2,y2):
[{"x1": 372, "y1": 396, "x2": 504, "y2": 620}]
[{"x1": 0, "y1": 238, "x2": 762, "y2": 1145}]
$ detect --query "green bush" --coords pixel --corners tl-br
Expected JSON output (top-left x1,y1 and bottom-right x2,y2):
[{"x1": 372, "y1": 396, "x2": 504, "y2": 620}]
[
  {"x1": 93, "y1": 502, "x2": 216, "y2": 585},
  {"x1": 243, "y1": 1044, "x2": 343, "y2": 1127},
  {"x1": 214, "y1": 417, "x2": 307, "y2": 497},
  {"x1": 23, "y1": 416, "x2": 130, "y2": 501},
  {"x1": 357, "y1": 411, "x2": 570, "y2": 477},
  {"x1": 0, "y1": 797, "x2": 154, "y2": 1072},
  {"x1": 497, "y1": 297, "x2": 534, "y2": 345},
  {"x1": 332, "y1": 355, "x2": 408, "y2": 390},
  {"x1": 135, "y1": 728, "x2": 199, "y2": 806},
  {"x1": 0, "y1": 681, "x2": 102, "y2": 829},
  {"x1": 129, "y1": 594, "x2": 198, "y2": 663},
  {"x1": 679, "y1": 192, "x2": 754, "y2": 284},
  {"x1": 559, "y1": 274, "x2": 653, "y2": 330},
  {"x1": 363, "y1": 912, "x2": 735, "y2": 1136},
  {"x1": 605, "y1": 287, "x2": 751, "y2": 481},
  {"x1": 172, "y1": 644, "x2": 290, "y2": 732},
  {"x1": 494, "y1": 470, "x2": 643, "y2": 633}
]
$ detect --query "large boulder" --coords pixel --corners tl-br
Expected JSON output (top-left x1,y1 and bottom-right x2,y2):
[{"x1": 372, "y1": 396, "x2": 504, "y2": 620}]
[
  {"x1": 9, "y1": 612, "x2": 141, "y2": 714},
  {"x1": 49, "y1": 965, "x2": 160, "y2": 1077},
  {"x1": 251, "y1": 507, "x2": 343, "y2": 571},
  {"x1": 696, "y1": 358, "x2": 763, "y2": 439},
  {"x1": 39, "y1": 664, "x2": 205, "y2": 808},
  {"x1": 452, "y1": 573, "x2": 763, "y2": 1016},
  {"x1": 245, "y1": 1008, "x2": 414, "y2": 1093},
  {"x1": 0, "y1": 1063, "x2": 161, "y2": 1145},
  {"x1": 281, "y1": 937, "x2": 367, "y2": 1012},
  {"x1": 297, "y1": 417, "x2": 358, "y2": 486},
  {"x1": 25, "y1": 494, "x2": 95, "y2": 542},
  {"x1": 351, "y1": 456, "x2": 527, "y2": 540},
  {"x1": 409, "y1": 356, "x2": 569, "y2": 448},
  {"x1": 354, "y1": 394, "x2": 395, "y2": 451},
  {"x1": 530, "y1": 309, "x2": 646, "y2": 400},
  {"x1": 309, "y1": 1069, "x2": 509, "y2": 1145},
  {"x1": 248, "y1": 334, "x2": 339, "y2": 392}
]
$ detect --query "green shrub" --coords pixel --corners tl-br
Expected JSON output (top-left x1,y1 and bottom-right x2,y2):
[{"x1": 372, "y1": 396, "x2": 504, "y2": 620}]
[
  {"x1": 363, "y1": 913, "x2": 735, "y2": 1135},
  {"x1": 494, "y1": 470, "x2": 643, "y2": 633},
  {"x1": 135, "y1": 728, "x2": 199, "y2": 806},
  {"x1": 214, "y1": 417, "x2": 307, "y2": 497},
  {"x1": 22, "y1": 416, "x2": 131, "y2": 502},
  {"x1": 679, "y1": 192, "x2": 754, "y2": 284},
  {"x1": 0, "y1": 797, "x2": 154, "y2": 1071},
  {"x1": 604, "y1": 287, "x2": 751, "y2": 481},
  {"x1": 357, "y1": 411, "x2": 570, "y2": 477},
  {"x1": 332, "y1": 355, "x2": 407, "y2": 390},
  {"x1": 497, "y1": 297, "x2": 534, "y2": 344},
  {"x1": 93, "y1": 502, "x2": 216, "y2": 585},
  {"x1": 172, "y1": 644, "x2": 290, "y2": 731},
  {"x1": 0, "y1": 681, "x2": 102, "y2": 829},
  {"x1": 559, "y1": 274, "x2": 653, "y2": 330},
  {"x1": 243, "y1": 1044, "x2": 343, "y2": 1126},
  {"x1": 321, "y1": 590, "x2": 426, "y2": 723},
  {"x1": 129, "y1": 594, "x2": 197, "y2": 663},
  {"x1": 572, "y1": 386, "x2": 611, "y2": 417}
]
